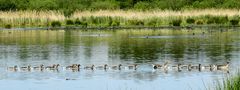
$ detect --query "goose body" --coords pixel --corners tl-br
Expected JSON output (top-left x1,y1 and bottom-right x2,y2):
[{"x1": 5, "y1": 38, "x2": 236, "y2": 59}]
[
  {"x1": 153, "y1": 64, "x2": 162, "y2": 69},
  {"x1": 95, "y1": 64, "x2": 108, "y2": 70},
  {"x1": 66, "y1": 64, "x2": 80, "y2": 69},
  {"x1": 188, "y1": 64, "x2": 201, "y2": 71},
  {"x1": 128, "y1": 64, "x2": 138, "y2": 70},
  {"x1": 33, "y1": 64, "x2": 44, "y2": 71},
  {"x1": 7, "y1": 65, "x2": 18, "y2": 71},
  {"x1": 46, "y1": 64, "x2": 60, "y2": 70},
  {"x1": 217, "y1": 62, "x2": 229, "y2": 70},
  {"x1": 172, "y1": 64, "x2": 182, "y2": 69},
  {"x1": 84, "y1": 65, "x2": 95, "y2": 70},
  {"x1": 20, "y1": 65, "x2": 31, "y2": 71},
  {"x1": 111, "y1": 64, "x2": 122, "y2": 70}
]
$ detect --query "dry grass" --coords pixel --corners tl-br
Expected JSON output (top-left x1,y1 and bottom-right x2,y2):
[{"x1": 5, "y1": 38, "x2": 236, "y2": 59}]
[
  {"x1": 72, "y1": 9, "x2": 240, "y2": 19},
  {"x1": 0, "y1": 10, "x2": 65, "y2": 20}
]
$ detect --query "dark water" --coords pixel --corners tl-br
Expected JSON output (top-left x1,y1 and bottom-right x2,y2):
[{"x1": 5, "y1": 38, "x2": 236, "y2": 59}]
[{"x1": 0, "y1": 29, "x2": 239, "y2": 90}]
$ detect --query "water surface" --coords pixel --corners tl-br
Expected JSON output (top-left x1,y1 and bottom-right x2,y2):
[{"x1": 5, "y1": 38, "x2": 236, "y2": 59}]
[{"x1": 0, "y1": 29, "x2": 239, "y2": 90}]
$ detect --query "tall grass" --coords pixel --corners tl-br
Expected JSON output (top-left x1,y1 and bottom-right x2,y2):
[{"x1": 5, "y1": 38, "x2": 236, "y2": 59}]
[
  {"x1": 1, "y1": 9, "x2": 240, "y2": 28},
  {"x1": 215, "y1": 73, "x2": 240, "y2": 90}
]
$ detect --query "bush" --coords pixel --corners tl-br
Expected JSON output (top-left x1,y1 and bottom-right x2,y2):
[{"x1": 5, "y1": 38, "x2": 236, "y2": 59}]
[
  {"x1": 51, "y1": 21, "x2": 61, "y2": 27},
  {"x1": 171, "y1": 19, "x2": 182, "y2": 26},
  {"x1": 75, "y1": 18, "x2": 82, "y2": 25},
  {"x1": 66, "y1": 19, "x2": 74, "y2": 25},
  {"x1": 195, "y1": 20, "x2": 204, "y2": 25},
  {"x1": 230, "y1": 19, "x2": 239, "y2": 25},
  {"x1": 5, "y1": 24, "x2": 12, "y2": 29},
  {"x1": 186, "y1": 18, "x2": 195, "y2": 24}
]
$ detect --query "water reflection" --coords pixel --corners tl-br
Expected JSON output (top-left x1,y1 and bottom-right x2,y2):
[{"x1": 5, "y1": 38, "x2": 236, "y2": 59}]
[{"x1": 0, "y1": 29, "x2": 239, "y2": 90}]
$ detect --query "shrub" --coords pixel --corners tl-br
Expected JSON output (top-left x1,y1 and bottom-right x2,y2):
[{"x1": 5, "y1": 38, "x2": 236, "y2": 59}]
[
  {"x1": 5, "y1": 24, "x2": 11, "y2": 29},
  {"x1": 75, "y1": 18, "x2": 82, "y2": 25},
  {"x1": 186, "y1": 18, "x2": 195, "y2": 24},
  {"x1": 171, "y1": 19, "x2": 182, "y2": 26},
  {"x1": 195, "y1": 20, "x2": 204, "y2": 25},
  {"x1": 66, "y1": 19, "x2": 74, "y2": 25},
  {"x1": 214, "y1": 16, "x2": 228, "y2": 24},
  {"x1": 230, "y1": 19, "x2": 239, "y2": 25},
  {"x1": 51, "y1": 21, "x2": 61, "y2": 27}
]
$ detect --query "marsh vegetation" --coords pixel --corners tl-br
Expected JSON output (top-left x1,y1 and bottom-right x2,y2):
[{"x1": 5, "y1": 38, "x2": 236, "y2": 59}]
[{"x1": 1, "y1": 9, "x2": 240, "y2": 28}]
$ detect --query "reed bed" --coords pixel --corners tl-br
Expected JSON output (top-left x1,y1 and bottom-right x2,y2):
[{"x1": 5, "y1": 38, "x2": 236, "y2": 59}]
[
  {"x1": 1, "y1": 9, "x2": 240, "y2": 28},
  {"x1": 72, "y1": 9, "x2": 240, "y2": 19}
]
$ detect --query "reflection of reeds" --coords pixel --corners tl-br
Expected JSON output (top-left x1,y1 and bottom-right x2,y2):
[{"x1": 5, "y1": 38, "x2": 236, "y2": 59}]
[
  {"x1": 215, "y1": 72, "x2": 240, "y2": 90},
  {"x1": 0, "y1": 9, "x2": 240, "y2": 28}
]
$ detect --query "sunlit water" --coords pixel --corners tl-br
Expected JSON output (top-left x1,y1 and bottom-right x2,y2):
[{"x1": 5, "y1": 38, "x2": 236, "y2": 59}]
[{"x1": 0, "y1": 29, "x2": 239, "y2": 90}]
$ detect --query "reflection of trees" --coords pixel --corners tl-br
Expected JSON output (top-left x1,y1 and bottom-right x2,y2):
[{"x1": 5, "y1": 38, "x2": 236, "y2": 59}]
[
  {"x1": 167, "y1": 39, "x2": 186, "y2": 60},
  {"x1": 115, "y1": 38, "x2": 161, "y2": 63},
  {"x1": 205, "y1": 32, "x2": 233, "y2": 62}
]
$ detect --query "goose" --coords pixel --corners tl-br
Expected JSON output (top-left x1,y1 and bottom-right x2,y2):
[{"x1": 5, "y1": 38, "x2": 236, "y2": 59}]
[
  {"x1": 111, "y1": 64, "x2": 122, "y2": 70},
  {"x1": 128, "y1": 64, "x2": 138, "y2": 70},
  {"x1": 66, "y1": 64, "x2": 80, "y2": 69},
  {"x1": 20, "y1": 65, "x2": 31, "y2": 71},
  {"x1": 46, "y1": 64, "x2": 60, "y2": 70},
  {"x1": 188, "y1": 64, "x2": 201, "y2": 71},
  {"x1": 217, "y1": 62, "x2": 229, "y2": 70},
  {"x1": 209, "y1": 64, "x2": 217, "y2": 71},
  {"x1": 201, "y1": 64, "x2": 211, "y2": 70},
  {"x1": 153, "y1": 61, "x2": 169, "y2": 69},
  {"x1": 152, "y1": 64, "x2": 162, "y2": 69},
  {"x1": 95, "y1": 64, "x2": 108, "y2": 70},
  {"x1": 7, "y1": 65, "x2": 18, "y2": 71},
  {"x1": 172, "y1": 64, "x2": 182, "y2": 69},
  {"x1": 33, "y1": 64, "x2": 44, "y2": 71},
  {"x1": 84, "y1": 65, "x2": 95, "y2": 70}
]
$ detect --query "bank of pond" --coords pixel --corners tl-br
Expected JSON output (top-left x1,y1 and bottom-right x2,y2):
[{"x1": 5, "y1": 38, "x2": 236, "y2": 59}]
[{"x1": 1, "y1": 15, "x2": 240, "y2": 30}]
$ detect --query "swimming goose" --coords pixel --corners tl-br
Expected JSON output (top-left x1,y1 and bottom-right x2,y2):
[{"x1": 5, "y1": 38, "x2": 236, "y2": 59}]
[
  {"x1": 188, "y1": 64, "x2": 201, "y2": 71},
  {"x1": 66, "y1": 64, "x2": 80, "y2": 69},
  {"x1": 20, "y1": 65, "x2": 31, "y2": 71},
  {"x1": 33, "y1": 64, "x2": 44, "y2": 71},
  {"x1": 46, "y1": 64, "x2": 60, "y2": 70},
  {"x1": 152, "y1": 64, "x2": 162, "y2": 69},
  {"x1": 153, "y1": 61, "x2": 169, "y2": 69},
  {"x1": 84, "y1": 65, "x2": 95, "y2": 70},
  {"x1": 210, "y1": 64, "x2": 217, "y2": 71},
  {"x1": 217, "y1": 62, "x2": 229, "y2": 70},
  {"x1": 128, "y1": 64, "x2": 138, "y2": 70},
  {"x1": 172, "y1": 64, "x2": 182, "y2": 69},
  {"x1": 95, "y1": 64, "x2": 108, "y2": 70},
  {"x1": 111, "y1": 64, "x2": 122, "y2": 70},
  {"x1": 7, "y1": 65, "x2": 18, "y2": 71}
]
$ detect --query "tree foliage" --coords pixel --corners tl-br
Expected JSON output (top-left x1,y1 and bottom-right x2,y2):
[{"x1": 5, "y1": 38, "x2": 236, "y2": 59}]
[{"x1": 1, "y1": 0, "x2": 240, "y2": 11}]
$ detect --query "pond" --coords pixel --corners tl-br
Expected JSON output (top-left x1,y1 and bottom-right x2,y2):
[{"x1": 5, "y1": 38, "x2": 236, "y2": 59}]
[{"x1": 0, "y1": 29, "x2": 239, "y2": 90}]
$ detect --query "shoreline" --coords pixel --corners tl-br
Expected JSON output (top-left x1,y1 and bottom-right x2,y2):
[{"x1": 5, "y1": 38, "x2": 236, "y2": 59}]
[{"x1": 1, "y1": 25, "x2": 240, "y2": 30}]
